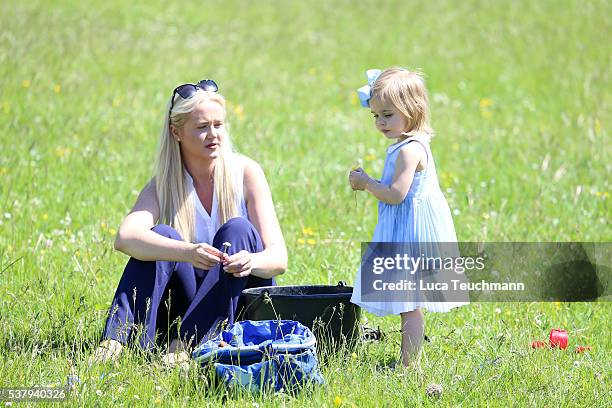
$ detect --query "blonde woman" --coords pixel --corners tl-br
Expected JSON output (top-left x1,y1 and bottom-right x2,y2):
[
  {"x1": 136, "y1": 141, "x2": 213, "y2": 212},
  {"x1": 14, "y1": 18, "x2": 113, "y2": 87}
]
[{"x1": 95, "y1": 79, "x2": 287, "y2": 363}]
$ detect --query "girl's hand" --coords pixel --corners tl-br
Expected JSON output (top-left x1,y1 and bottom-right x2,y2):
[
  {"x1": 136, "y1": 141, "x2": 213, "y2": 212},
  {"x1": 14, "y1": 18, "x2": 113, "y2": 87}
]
[
  {"x1": 223, "y1": 250, "x2": 253, "y2": 278},
  {"x1": 349, "y1": 168, "x2": 370, "y2": 191},
  {"x1": 189, "y1": 243, "x2": 224, "y2": 270}
]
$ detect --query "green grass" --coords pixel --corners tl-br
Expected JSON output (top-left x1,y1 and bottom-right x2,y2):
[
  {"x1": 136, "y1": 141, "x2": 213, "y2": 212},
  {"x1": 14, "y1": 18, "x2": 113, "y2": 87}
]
[{"x1": 0, "y1": 0, "x2": 610, "y2": 406}]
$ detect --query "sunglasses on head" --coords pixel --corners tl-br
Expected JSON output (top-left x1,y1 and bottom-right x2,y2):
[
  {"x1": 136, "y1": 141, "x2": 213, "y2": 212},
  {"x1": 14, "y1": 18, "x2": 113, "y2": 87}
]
[{"x1": 169, "y1": 79, "x2": 219, "y2": 116}]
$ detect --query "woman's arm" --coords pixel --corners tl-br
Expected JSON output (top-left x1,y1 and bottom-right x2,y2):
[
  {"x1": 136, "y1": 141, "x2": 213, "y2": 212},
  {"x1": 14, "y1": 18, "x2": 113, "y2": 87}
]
[
  {"x1": 240, "y1": 158, "x2": 288, "y2": 279},
  {"x1": 114, "y1": 179, "x2": 222, "y2": 269},
  {"x1": 350, "y1": 143, "x2": 426, "y2": 205}
]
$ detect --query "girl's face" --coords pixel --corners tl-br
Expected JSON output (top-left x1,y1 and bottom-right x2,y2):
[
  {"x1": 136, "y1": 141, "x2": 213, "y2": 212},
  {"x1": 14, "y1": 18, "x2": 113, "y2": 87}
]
[
  {"x1": 172, "y1": 100, "x2": 227, "y2": 160},
  {"x1": 370, "y1": 99, "x2": 408, "y2": 140}
]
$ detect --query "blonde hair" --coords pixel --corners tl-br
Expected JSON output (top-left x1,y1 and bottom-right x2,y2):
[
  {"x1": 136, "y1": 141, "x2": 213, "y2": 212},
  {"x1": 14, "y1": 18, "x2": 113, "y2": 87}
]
[
  {"x1": 371, "y1": 67, "x2": 434, "y2": 138},
  {"x1": 155, "y1": 89, "x2": 239, "y2": 242}
]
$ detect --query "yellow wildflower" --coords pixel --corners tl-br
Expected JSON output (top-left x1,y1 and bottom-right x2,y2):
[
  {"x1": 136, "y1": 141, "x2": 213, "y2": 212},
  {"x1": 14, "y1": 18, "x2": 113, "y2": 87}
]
[
  {"x1": 333, "y1": 396, "x2": 343, "y2": 407},
  {"x1": 55, "y1": 147, "x2": 72, "y2": 158},
  {"x1": 21, "y1": 79, "x2": 31, "y2": 88},
  {"x1": 297, "y1": 238, "x2": 305, "y2": 245},
  {"x1": 479, "y1": 98, "x2": 493, "y2": 108},
  {"x1": 452, "y1": 142, "x2": 459, "y2": 152},
  {"x1": 53, "y1": 84, "x2": 61, "y2": 93},
  {"x1": 100, "y1": 222, "x2": 107, "y2": 230},
  {"x1": 479, "y1": 98, "x2": 493, "y2": 119},
  {"x1": 308, "y1": 67, "x2": 317, "y2": 76},
  {"x1": 109, "y1": 228, "x2": 117, "y2": 235},
  {"x1": 365, "y1": 154, "x2": 376, "y2": 161},
  {"x1": 42, "y1": 213, "x2": 48, "y2": 220},
  {"x1": 307, "y1": 239, "x2": 316, "y2": 245},
  {"x1": 594, "y1": 118, "x2": 601, "y2": 134},
  {"x1": 350, "y1": 92, "x2": 358, "y2": 106},
  {"x1": 301, "y1": 227, "x2": 315, "y2": 236},
  {"x1": 234, "y1": 104, "x2": 245, "y2": 121}
]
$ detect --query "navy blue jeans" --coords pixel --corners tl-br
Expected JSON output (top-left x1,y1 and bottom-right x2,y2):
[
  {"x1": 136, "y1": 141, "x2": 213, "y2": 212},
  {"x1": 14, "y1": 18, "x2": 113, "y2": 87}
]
[{"x1": 101, "y1": 217, "x2": 274, "y2": 350}]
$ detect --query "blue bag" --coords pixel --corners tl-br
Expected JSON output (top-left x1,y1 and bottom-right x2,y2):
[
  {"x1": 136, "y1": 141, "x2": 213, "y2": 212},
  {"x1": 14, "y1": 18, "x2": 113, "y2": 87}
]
[{"x1": 192, "y1": 320, "x2": 325, "y2": 393}]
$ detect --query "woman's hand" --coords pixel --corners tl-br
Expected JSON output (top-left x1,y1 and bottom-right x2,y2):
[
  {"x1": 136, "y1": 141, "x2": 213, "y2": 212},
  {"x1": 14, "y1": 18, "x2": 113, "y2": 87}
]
[
  {"x1": 223, "y1": 250, "x2": 253, "y2": 278},
  {"x1": 188, "y1": 243, "x2": 225, "y2": 270},
  {"x1": 349, "y1": 168, "x2": 370, "y2": 191}
]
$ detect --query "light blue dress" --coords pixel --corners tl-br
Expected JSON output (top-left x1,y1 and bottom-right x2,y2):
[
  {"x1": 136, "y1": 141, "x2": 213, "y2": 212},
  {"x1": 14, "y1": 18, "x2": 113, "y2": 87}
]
[{"x1": 350, "y1": 135, "x2": 470, "y2": 316}]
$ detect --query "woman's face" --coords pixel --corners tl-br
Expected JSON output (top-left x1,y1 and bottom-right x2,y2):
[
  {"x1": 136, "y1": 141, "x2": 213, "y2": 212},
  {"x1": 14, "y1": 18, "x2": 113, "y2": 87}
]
[{"x1": 173, "y1": 100, "x2": 227, "y2": 160}]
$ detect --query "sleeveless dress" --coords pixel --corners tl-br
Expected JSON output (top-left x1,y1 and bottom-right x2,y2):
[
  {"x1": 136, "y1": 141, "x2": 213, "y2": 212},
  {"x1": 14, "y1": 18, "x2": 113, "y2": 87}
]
[
  {"x1": 350, "y1": 135, "x2": 470, "y2": 316},
  {"x1": 185, "y1": 153, "x2": 249, "y2": 244}
]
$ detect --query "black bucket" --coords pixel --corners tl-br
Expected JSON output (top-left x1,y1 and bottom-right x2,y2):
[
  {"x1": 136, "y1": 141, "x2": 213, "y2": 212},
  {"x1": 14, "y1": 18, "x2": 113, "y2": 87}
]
[{"x1": 240, "y1": 282, "x2": 361, "y2": 350}]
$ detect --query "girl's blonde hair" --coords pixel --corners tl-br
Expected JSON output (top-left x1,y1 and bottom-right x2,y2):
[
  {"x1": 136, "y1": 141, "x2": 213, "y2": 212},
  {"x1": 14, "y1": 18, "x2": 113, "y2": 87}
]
[
  {"x1": 155, "y1": 90, "x2": 239, "y2": 242},
  {"x1": 371, "y1": 67, "x2": 434, "y2": 138}
]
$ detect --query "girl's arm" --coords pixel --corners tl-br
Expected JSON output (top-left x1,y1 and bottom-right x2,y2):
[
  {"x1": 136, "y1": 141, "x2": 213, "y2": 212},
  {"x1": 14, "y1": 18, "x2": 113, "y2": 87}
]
[
  {"x1": 350, "y1": 143, "x2": 426, "y2": 205},
  {"x1": 114, "y1": 179, "x2": 222, "y2": 269},
  {"x1": 235, "y1": 158, "x2": 288, "y2": 279}
]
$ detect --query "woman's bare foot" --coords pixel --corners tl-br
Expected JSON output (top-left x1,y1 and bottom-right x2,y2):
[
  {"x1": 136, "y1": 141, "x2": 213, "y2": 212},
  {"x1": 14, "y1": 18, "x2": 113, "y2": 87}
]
[
  {"x1": 92, "y1": 339, "x2": 123, "y2": 363},
  {"x1": 161, "y1": 350, "x2": 190, "y2": 366},
  {"x1": 161, "y1": 350, "x2": 191, "y2": 376},
  {"x1": 161, "y1": 339, "x2": 191, "y2": 374}
]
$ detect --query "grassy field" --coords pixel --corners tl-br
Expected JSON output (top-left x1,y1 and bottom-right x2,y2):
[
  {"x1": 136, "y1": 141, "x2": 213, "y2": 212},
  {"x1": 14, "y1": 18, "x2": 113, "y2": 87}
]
[{"x1": 0, "y1": 0, "x2": 610, "y2": 406}]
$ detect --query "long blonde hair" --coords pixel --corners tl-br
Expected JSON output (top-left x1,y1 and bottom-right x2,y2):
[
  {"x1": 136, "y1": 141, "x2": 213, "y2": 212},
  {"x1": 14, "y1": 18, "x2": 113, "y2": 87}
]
[
  {"x1": 155, "y1": 89, "x2": 239, "y2": 242},
  {"x1": 371, "y1": 67, "x2": 434, "y2": 138}
]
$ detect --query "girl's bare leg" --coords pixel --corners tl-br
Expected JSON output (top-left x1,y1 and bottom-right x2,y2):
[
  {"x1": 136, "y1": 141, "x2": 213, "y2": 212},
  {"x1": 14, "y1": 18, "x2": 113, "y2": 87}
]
[{"x1": 400, "y1": 308, "x2": 424, "y2": 369}]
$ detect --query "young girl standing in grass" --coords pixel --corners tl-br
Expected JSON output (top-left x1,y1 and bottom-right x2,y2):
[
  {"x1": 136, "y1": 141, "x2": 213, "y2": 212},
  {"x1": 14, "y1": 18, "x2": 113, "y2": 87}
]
[{"x1": 349, "y1": 68, "x2": 468, "y2": 369}]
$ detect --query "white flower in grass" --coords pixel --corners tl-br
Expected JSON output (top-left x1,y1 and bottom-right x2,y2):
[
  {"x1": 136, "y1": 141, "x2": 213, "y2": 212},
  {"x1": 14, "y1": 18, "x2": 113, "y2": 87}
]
[
  {"x1": 3, "y1": 213, "x2": 10, "y2": 219},
  {"x1": 452, "y1": 374, "x2": 463, "y2": 383},
  {"x1": 96, "y1": 390, "x2": 103, "y2": 396},
  {"x1": 425, "y1": 383, "x2": 443, "y2": 397}
]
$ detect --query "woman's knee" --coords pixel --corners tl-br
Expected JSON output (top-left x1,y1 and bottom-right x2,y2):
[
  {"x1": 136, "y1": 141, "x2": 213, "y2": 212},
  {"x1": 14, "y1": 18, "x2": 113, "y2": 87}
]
[
  {"x1": 152, "y1": 224, "x2": 183, "y2": 240},
  {"x1": 217, "y1": 217, "x2": 254, "y2": 236},
  {"x1": 214, "y1": 217, "x2": 257, "y2": 243}
]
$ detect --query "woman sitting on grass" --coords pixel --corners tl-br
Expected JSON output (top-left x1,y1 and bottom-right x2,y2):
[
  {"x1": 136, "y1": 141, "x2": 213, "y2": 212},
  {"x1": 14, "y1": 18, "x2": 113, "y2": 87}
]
[{"x1": 94, "y1": 79, "x2": 287, "y2": 365}]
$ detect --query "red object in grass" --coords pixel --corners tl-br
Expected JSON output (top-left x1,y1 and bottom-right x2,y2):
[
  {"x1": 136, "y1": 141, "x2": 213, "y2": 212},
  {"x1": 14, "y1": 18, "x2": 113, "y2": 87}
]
[
  {"x1": 531, "y1": 340, "x2": 547, "y2": 349},
  {"x1": 549, "y1": 328, "x2": 569, "y2": 349},
  {"x1": 574, "y1": 346, "x2": 592, "y2": 353}
]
